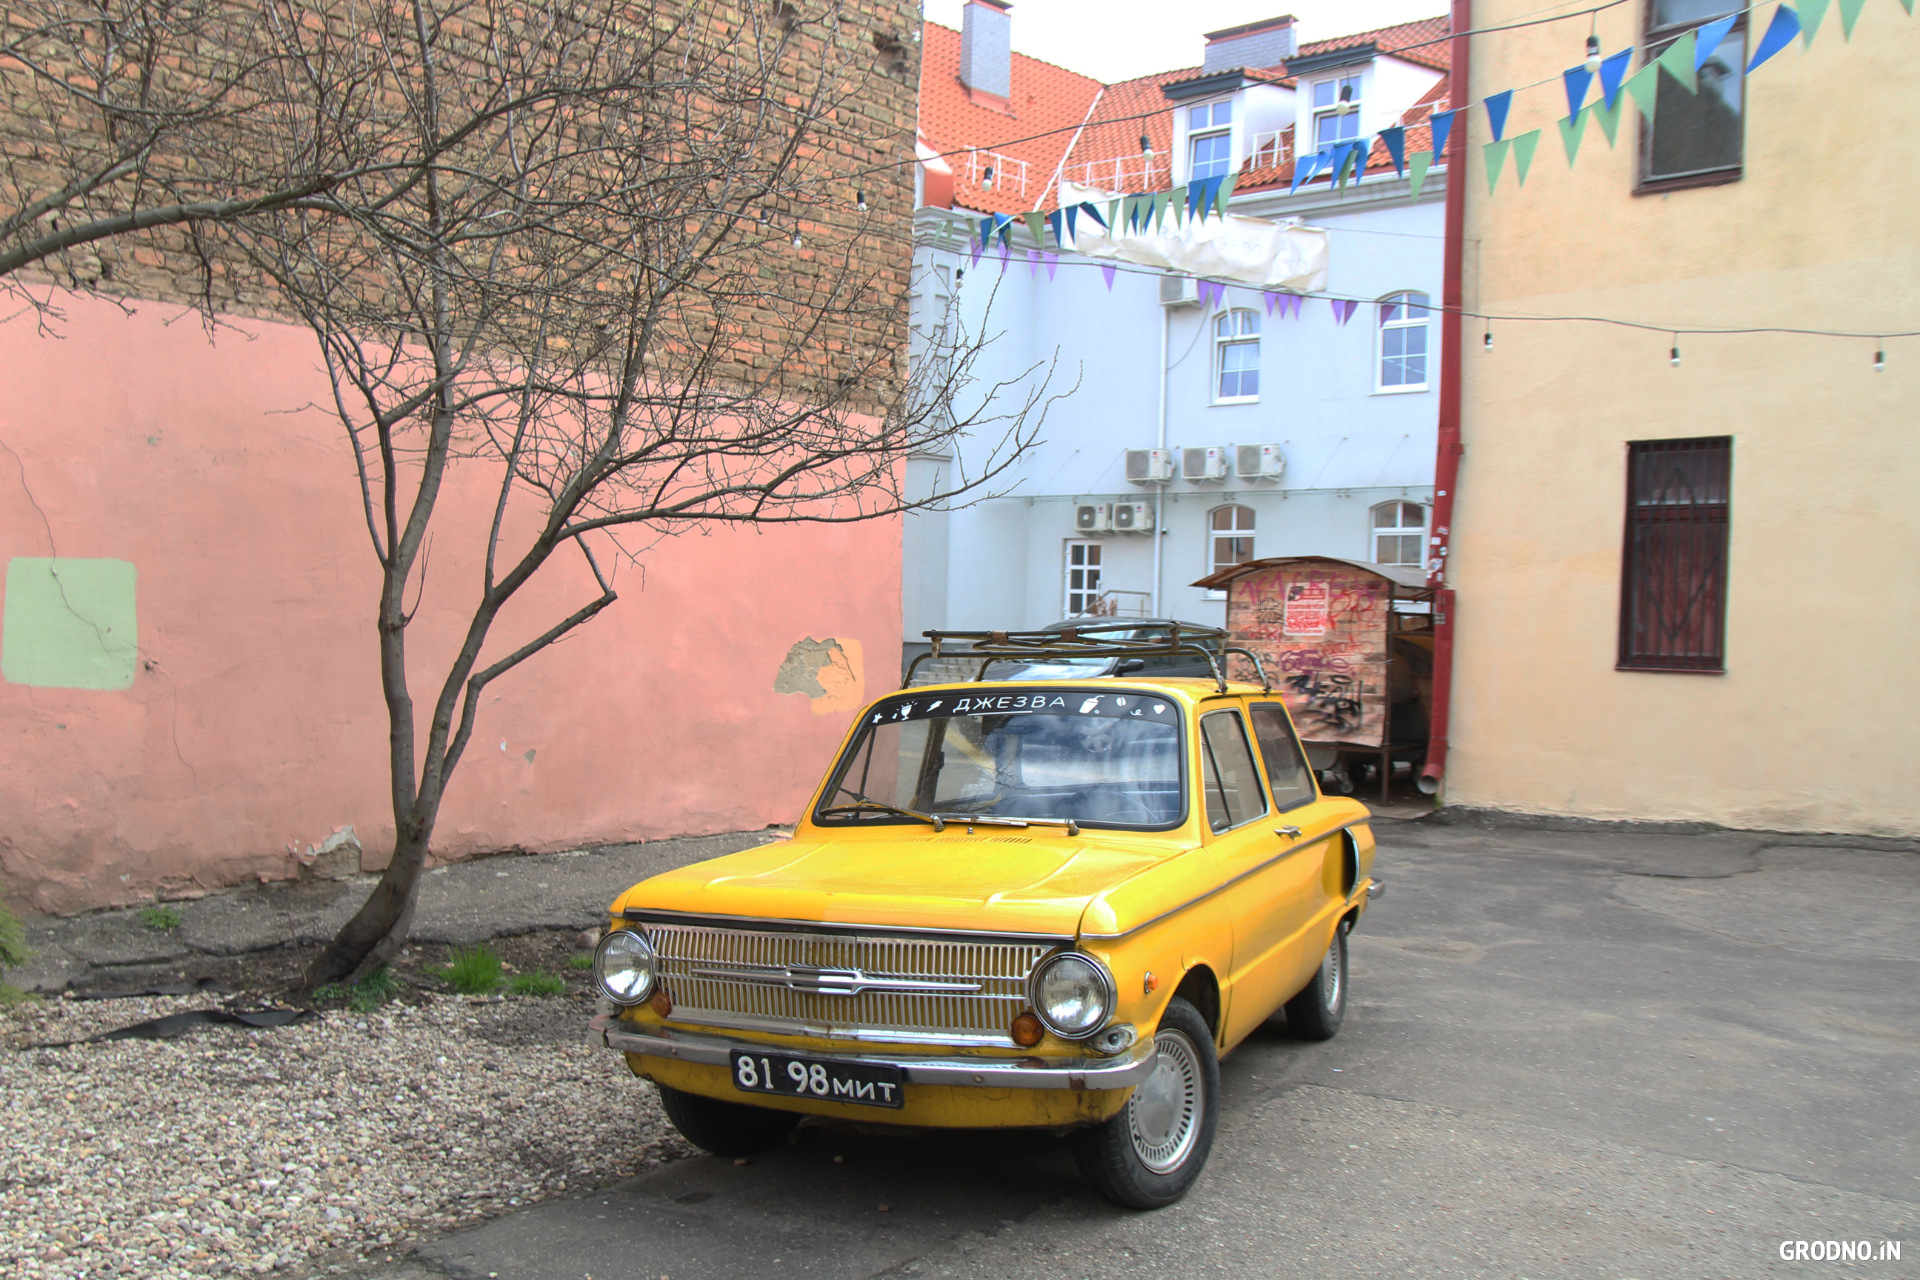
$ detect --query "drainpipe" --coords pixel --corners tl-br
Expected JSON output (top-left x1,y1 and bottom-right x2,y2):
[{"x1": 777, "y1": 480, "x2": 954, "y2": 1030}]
[
  {"x1": 1152, "y1": 300, "x2": 1169, "y2": 615},
  {"x1": 1418, "y1": 0, "x2": 1470, "y2": 797}
]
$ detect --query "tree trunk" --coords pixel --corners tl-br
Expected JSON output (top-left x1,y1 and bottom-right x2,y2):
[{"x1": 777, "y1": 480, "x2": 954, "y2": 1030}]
[{"x1": 303, "y1": 823, "x2": 432, "y2": 987}]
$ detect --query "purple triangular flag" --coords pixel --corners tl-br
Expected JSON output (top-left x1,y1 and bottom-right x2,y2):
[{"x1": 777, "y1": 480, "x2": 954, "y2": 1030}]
[
  {"x1": 1026, "y1": 249, "x2": 1041, "y2": 276},
  {"x1": 1331, "y1": 298, "x2": 1357, "y2": 325},
  {"x1": 1264, "y1": 291, "x2": 1279, "y2": 315},
  {"x1": 970, "y1": 236, "x2": 983, "y2": 266},
  {"x1": 1428, "y1": 109, "x2": 1456, "y2": 160},
  {"x1": 1288, "y1": 293, "x2": 1304, "y2": 319},
  {"x1": 1044, "y1": 252, "x2": 1058, "y2": 281},
  {"x1": 1101, "y1": 263, "x2": 1116, "y2": 291}
]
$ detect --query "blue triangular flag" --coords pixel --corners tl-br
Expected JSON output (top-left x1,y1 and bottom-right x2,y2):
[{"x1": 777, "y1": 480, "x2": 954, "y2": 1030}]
[
  {"x1": 1694, "y1": 14, "x2": 1737, "y2": 67},
  {"x1": 1428, "y1": 109, "x2": 1457, "y2": 159},
  {"x1": 1187, "y1": 179, "x2": 1206, "y2": 221},
  {"x1": 978, "y1": 216, "x2": 992, "y2": 248},
  {"x1": 1747, "y1": 5, "x2": 1802, "y2": 72},
  {"x1": 1562, "y1": 65, "x2": 1593, "y2": 120},
  {"x1": 1484, "y1": 90, "x2": 1513, "y2": 142},
  {"x1": 1078, "y1": 201, "x2": 1107, "y2": 230},
  {"x1": 1045, "y1": 209, "x2": 1063, "y2": 246},
  {"x1": 1064, "y1": 204, "x2": 1079, "y2": 243},
  {"x1": 1378, "y1": 126, "x2": 1407, "y2": 177},
  {"x1": 1289, "y1": 149, "x2": 1325, "y2": 194},
  {"x1": 1598, "y1": 48, "x2": 1632, "y2": 109}
]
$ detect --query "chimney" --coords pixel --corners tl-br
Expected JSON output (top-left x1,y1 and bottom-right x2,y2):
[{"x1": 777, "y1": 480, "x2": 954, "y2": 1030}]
[
  {"x1": 1203, "y1": 14, "x2": 1297, "y2": 72},
  {"x1": 960, "y1": 0, "x2": 1013, "y2": 101}
]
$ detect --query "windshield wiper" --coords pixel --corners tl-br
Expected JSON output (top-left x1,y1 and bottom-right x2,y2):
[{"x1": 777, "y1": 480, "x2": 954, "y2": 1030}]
[
  {"x1": 931, "y1": 813, "x2": 1080, "y2": 837},
  {"x1": 817, "y1": 797, "x2": 948, "y2": 830}
]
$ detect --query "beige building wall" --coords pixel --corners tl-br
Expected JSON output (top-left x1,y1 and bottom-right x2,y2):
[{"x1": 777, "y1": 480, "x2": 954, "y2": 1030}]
[{"x1": 1451, "y1": 2, "x2": 1920, "y2": 834}]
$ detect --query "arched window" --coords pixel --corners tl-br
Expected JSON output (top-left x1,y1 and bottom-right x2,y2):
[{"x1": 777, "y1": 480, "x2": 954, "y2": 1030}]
[
  {"x1": 1213, "y1": 309, "x2": 1260, "y2": 402},
  {"x1": 1210, "y1": 505, "x2": 1255, "y2": 578},
  {"x1": 1377, "y1": 291, "x2": 1430, "y2": 392},
  {"x1": 1372, "y1": 501, "x2": 1426, "y2": 568}
]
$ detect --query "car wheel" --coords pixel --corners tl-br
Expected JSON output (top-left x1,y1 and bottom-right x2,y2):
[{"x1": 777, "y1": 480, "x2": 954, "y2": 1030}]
[
  {"x1": 655, "y1": 1083, "x2": 801, "y2": 1157},
  {"x1": 1283, "y1": 924, "x2": 1348, "y2": 1041},
  {"x1": 1071, "y1": 996, "x2": 1219, "y2": 1209}
]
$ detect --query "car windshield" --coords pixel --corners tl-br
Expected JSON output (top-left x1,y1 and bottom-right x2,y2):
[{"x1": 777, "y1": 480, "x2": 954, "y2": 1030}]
[{"x1": 815, "y1": 688, "x2": 1186, "y2": 830}]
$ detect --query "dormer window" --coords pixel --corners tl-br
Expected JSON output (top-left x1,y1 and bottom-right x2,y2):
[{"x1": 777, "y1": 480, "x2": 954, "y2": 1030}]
[
  {"x1": 1188, "y1": 100, "x2": 1234, "y2": 182},
  {"x1": 1311, "y1": 75, "x2": 1362, "y2": 148}
]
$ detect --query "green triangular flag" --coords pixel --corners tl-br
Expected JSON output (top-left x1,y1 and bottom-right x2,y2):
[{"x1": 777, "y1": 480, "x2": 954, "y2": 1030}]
[
  {"x1": 1658, "y1": 31, "x2": 1698, "y2": 92},
  {"x1": 1168, "y1": 184, "x2": 1187, "y2": 226},
  {"x1": 1800, "y1": 0, "x2": 1830, "y2": 43},
  {"x1": 1622, "y1": 64, "x2": 1661, "y2": 121},
  {"x1": 1838, "y1": 0, "x2": 1867, "y2": 36},
  {"x1": 1023, "y1": 212, "x2": 1045, "y2": 244},
  {"x1": 1899, "y1": 0, "x2": 1914, "y2": 16},
  {"x1": 1408, "y1": 151, "x2": 1434, "y2": 201},
  {"x1": 1107, "y1": 199, "x2": 1121, "y2": 232},
  {"x1": 1483, "y1": 138, "x2": 1511, "y2": 194},
  {"x1": 1557, "y1": 108, "x2": 1588, "y2": 166},
  {"x1": 1215, "y1": 172, "x2": 1237, "y2": 215},
  {"x1": 1152, "y1": 191, "x2": 1169, "y2": 233},
  {"x1": 1590, "y1": 96, "x2": 1622, "y2": 146},
  {"x1": 1511, "y1": 130, "x2": 1541, "y2": 185}
]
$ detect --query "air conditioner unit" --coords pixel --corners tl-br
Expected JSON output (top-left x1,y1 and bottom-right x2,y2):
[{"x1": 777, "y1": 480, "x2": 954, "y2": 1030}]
[
  {"x1": 1158, "y1": 274, "x2": 1200, "y2": 307},
  {"x1": 1182, "y1": 446, "x2": 1230, "y2": 482},
  {"x1": 1112, "y1": 501, "x2": 1154, "y2": 533},
  {"x1": 1074, "y1": 502, "x2": 1113, "y2": 534},
  {"x1": 1236, "y1": 443, "x2": 1286, "y2": 480},
  {"x1": 1125, "y1": 448, "x2": 1174, "y2": 484}
]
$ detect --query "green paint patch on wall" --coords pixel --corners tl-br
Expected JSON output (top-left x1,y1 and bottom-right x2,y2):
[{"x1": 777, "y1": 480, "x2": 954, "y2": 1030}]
[{"x1": 2, "y1": 557, "x2": 138, "y2": 690}]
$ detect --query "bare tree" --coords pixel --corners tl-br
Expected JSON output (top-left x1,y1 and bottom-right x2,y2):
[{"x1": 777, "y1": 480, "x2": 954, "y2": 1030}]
[{"x1": 207, "y1": 0, "x2": 1051, "y2": 985}]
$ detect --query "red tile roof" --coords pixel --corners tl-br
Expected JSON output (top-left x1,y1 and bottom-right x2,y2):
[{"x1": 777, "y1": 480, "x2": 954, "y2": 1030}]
[
  {"x1": 917, "y1": 21, "x2": 1102, "y2": 215},
  {"x1": 917, "y1": 15, "x2": 1451, "y2": 213}
]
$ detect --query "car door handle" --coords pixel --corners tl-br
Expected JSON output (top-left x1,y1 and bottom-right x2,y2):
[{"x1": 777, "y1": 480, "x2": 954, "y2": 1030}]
[{"x1": 1274, "y1": 826, "x2": 1303, "y2": 839}]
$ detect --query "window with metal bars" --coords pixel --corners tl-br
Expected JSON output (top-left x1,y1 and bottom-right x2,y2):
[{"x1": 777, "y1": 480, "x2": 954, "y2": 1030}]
[{"x1": 1618, "y1": 437, "x2": 1731, "y2": 672}]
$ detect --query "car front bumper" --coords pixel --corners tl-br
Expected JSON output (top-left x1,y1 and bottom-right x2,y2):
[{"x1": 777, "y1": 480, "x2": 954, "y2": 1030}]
[{"x1": 602, "y1": 1021, "x2": 1159, "y2": 1091}]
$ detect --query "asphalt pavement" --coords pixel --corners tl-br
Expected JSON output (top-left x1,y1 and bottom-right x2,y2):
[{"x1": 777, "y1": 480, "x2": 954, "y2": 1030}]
[{"x1": 334, "y1": 815, "x2": 1920, "y2": 1280}]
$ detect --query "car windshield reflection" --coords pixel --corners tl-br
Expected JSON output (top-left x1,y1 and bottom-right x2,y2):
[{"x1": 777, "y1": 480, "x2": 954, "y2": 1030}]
[{"x1": 816, "y1": 689, "x2": 1186, "y2": 830}]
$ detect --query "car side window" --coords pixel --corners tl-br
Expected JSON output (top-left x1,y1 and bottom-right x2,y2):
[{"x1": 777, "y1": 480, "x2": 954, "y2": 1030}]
[
  {"x1": 1249, "y1": 703, "x2": 1318, "y2": 812},
  {"x1": 1199, "y1": 709, "x2": 1268, "y2": 833}
]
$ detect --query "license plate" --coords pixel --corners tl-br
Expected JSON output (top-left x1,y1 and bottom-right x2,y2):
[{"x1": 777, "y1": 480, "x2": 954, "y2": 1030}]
[{"x1": 728, "y1": 1050, "x2": 904, "y2": 1109}]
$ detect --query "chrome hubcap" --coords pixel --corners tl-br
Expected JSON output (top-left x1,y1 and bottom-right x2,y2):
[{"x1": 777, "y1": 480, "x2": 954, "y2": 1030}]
[
  {"x1": 1324, "y1": 934, "x2": 1345, "y2": 1013},
  {"x1": 1127, "y1": 1028, "x2": 1203, "y2": 1173}
]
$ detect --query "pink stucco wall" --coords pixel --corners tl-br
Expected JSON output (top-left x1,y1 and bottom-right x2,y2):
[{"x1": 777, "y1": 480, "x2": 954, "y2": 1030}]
[{"x1": 0, "y1": 294, "x2": 900, "y2": 913}]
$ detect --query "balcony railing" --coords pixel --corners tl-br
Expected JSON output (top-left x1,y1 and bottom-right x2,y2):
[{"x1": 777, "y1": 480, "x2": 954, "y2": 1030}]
[
  {"x1": 1249, "y1": 129, "x2": 1292, "y2": 170},
  {"x1": 1060, "y1": 154, "x2": 1169, "y2": 196},
  {"x1": 963, "y1": 149, "x2": 1028, "y2": 197}
]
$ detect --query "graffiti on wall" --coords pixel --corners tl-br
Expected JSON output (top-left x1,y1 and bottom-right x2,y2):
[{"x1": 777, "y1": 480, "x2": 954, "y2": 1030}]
[{"x1": 1224, "y1": 561, "x2": 1390, "y2": 747}]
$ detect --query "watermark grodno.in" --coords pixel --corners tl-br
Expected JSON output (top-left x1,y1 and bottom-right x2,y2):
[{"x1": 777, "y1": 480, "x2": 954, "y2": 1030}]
[{"x1": 1778, "y1": 1240, "x2": 1902, "y2": 1262}]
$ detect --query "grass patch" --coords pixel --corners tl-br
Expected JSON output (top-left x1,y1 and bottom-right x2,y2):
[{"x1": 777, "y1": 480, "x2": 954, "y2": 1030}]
[
  {"x1": 565, "y1": 951, "x2": 594, "y2": 971},
  {"x1": 0, "y1": 905, "x2": 30, "y2": 970},
  {"x1": 312, "y1": 965, "x2": 402, "y2": 1013},
  {"x1": 507, "y1": 971, "x2": 566, "y2": 997},
  {"x1": 438, "y1": 944, "x2": 504, "y2": 994},
  {"x1": 139, "y1": 905, "x2": 182, "y2": 932}
]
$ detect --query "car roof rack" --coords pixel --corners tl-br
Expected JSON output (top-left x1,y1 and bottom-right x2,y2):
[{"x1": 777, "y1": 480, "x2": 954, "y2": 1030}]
[{"x1": 902, "y1": 623, "x2": 1269, "y2": 695}]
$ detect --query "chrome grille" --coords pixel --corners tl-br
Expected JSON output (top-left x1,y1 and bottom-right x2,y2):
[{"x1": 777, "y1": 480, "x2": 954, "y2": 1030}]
[{"x1": 645, "y1": 923, "x2": 1057, "y2": 1046}]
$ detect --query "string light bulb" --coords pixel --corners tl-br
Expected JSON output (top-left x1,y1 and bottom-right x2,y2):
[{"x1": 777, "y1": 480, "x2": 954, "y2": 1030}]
[
  {"x1": 1482, "y1": 322, "x2": 1492, "y2": 352},
  {"x1": 1669, "y1": 335, "x2": 1681, "y2": 367},
  {"x1": 1140, "y1": 133, "x2": 1152, "y2": 154},
  {"x1": 792, "y1": 226, "x2": 803, "y2": 248},
  {"x1": 856, "y1": 191, "x2": 867, "y2": 212},
  {"x1": 1874, "y1": 342, "x2": 1886, "y2": 372},
  {"x1": 981, "y1": 165, "x2": 995, "y2": 191},
  {"x1": 1585, "y1": 35, "x2": 1602, "y2": 73},
  {"x1": 1336, "y1": 83, "x2": 1356, "y2": 115}
]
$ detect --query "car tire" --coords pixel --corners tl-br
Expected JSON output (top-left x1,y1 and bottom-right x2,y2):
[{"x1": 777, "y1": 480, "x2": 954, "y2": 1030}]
[
  {"x1": 655, "y1": 1083, "x2": 801, "y2": 1157},
  {"x1": 1071, "y1": 996, "x2": 1219, "y2": 1209},
  {"x1": 1283, "y1": 924, "x2": 1348, "y2": 1041}
]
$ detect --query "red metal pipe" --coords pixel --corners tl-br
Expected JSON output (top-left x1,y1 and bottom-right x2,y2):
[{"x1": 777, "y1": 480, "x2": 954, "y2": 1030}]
[{"x1": 1418, "y1": 0, "x2": 1471, "y2": 797}]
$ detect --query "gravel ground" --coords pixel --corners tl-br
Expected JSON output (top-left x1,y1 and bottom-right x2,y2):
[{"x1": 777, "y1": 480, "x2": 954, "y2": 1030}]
[{"x1": 1, "y1": 989, "x2": 690, "y2": 1279}]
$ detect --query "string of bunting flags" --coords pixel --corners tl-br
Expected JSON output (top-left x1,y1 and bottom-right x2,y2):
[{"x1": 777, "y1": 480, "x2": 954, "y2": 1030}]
[{"x1": 933, "y1": 0, "x2": 1896, "y2": 301}]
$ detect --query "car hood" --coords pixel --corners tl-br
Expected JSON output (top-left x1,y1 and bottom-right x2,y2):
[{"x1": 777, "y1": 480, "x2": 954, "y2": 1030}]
[{"x1": 609, "y1": 830, "x2": 1186, "y2": 938}]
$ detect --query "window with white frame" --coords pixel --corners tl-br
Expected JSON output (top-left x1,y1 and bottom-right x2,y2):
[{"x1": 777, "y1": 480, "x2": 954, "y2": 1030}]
[
  {"x1": 1213, "y1": 309, "x2": 1260, "y2": 402},
  {"x1": 1064, "y1": 541, "x2": 1103, "y2": 616},
  {"x1": 1372, "y1": 501, "x2": 1426, "y2": 568},
  {"x1": 1377, "y1": 291, "x2": 1430, "y2": 391},
  {"x1": 1311, "y1": 75, "x2": 1362, "y2": 148},
  {"x1": 1209, "y1": 505, "x2": 1255, "y2": 580},
  {"x1": 1187, "y1": 100, "x2": 1233, "y2": 182}
]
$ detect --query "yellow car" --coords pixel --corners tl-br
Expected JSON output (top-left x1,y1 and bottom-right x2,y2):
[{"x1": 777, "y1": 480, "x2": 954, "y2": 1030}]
[{"x1": 594, "y1": 625, "x2": 1378, "y2": 1208}]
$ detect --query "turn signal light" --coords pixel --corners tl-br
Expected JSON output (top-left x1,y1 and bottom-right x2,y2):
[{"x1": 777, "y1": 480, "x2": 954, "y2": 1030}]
[
  {"x1": 1010, "y1": 1011, "x2": 1044, "y2": 1047},
  {"x1": 649, "y1": 987, "x2": 674, "y2": 1018}
]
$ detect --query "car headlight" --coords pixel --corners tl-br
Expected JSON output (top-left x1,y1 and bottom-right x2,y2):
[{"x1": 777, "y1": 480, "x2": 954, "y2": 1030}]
[
  {"x1": 594, "y1": 928, "x2": 656, "y2": 1005},
  {"x1": 1029, "y1": 952, "x2": 1115, "y2": 1040}
]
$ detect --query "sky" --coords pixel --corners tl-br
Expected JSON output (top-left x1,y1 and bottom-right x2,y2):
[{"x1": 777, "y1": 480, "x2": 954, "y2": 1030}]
[{"x1": 918, "y1": 0, "x2": 1452, "y2": 83}]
